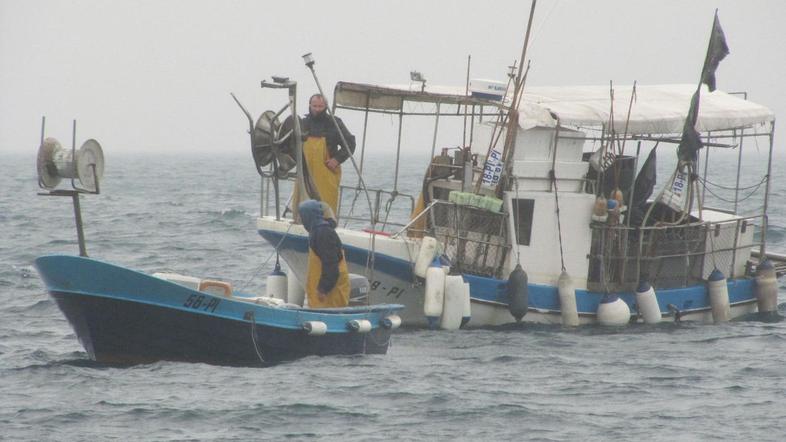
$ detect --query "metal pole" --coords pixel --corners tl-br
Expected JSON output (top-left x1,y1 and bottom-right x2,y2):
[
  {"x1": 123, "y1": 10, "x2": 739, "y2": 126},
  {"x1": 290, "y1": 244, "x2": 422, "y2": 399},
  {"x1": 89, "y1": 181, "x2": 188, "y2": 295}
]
[
  {"x1": 626, "y1": 141, "x2": 642, "y2": 228},
  {"x1": 70, "y1": 120, "x2": 77, "y2": 188},
  {"x1": 759, "y1": 121, "x2": 776, "y2": 257},
  {"x1": 260, "y1": 175, "x2": 265, "y2": 217},
  {"x1": 734, "y1": 129, "x2": 744, "y2": 214},
  {"x1": 702, "y1": 132, "x2": 710, "y2": 206},
  {"x1": 40, "y1": 116, "x2": 46, "y2": 145},
  {"x1": 393, "y1": 110, "x2": 403, "y2": 192},
  {"x1": 358, "y1": 92, "x2": 371, "y2": 180},
  {"x1": 290, "y1": 85, "x2": 307, "y2": 223},
  {"x1": 470, "y1": 105, "x2": 475, "y2": 146},
  {"x1": 305, "y1": 63, "x2": 375, "y2": 227},
  {"x1": 430, "y1": 102, "x2": 441, "y2": 161},
  {"x1": 462, "y1": 55, "x2": 471, "y2": 147},
  {"x1": 72, "y1": 192, "x2": 87, "y2": 257}
]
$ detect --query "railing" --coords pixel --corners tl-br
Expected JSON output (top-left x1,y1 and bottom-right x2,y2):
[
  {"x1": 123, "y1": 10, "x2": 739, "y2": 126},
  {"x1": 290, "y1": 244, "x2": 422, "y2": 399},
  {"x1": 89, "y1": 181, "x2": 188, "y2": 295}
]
[
  {"x1": 337, "y1": 185, "x2": 415, "y2": 231},
  {"x1": 259, "y1": 175, "x2": 416, "y2": 232},
  {"x1": 587, "y1": 214, "x2": 762, "y2": 292},
  {"x1": 397, "y1": 200, "x2": 510, "y2": 278}
]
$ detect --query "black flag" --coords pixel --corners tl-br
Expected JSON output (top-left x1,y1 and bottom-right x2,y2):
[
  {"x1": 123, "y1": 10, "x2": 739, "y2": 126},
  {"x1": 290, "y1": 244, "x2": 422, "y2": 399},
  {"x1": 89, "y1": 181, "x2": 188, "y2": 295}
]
[
  {"x1": 678, "y1": 90, "x2": 703, "y2": 162},
  {"x1": 701, "y1": 12, "x2": 730, "y2": 92},
  {"x1": 633, "y1": 146, "x2": 657, "y2": 207},
  {"x1": 679, "y1": 13, "x2": 728, "y2": 162}
]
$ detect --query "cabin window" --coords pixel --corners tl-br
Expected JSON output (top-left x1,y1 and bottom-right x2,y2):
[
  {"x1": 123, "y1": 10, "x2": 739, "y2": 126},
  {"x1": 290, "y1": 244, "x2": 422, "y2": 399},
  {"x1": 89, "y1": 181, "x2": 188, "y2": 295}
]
[{"x1": 512, "y1": 199, "x2": 535, "y2": 246}]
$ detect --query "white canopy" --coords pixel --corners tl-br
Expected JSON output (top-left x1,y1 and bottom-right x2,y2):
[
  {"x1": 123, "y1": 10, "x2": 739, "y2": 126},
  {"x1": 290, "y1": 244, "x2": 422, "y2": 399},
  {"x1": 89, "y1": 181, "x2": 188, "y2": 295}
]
[
  {"x1": 333, "y1": 82, "x2": 774, "y2": 135},
  {"x1": 518, "y1": 84, "x2": 774, "y2": 134}
]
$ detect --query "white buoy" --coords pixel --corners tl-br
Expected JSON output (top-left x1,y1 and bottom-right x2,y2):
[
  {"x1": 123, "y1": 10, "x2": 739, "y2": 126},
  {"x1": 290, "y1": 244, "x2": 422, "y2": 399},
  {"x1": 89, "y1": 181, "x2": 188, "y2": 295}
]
[
  {"x1": 596, "y1": 294, "x2": 631, "y2": 326},
  {"x1": 635, "y1": 281, "x2": 662, "y2": 324},
  {"x1": 414, "y1": 236, "x2": 439, "y2": 278},
  {"x1": 707, "y1": 269, "x2": 731, "y2": 323},
  {"x1": 440, "y1": 275, "x2": 464, "y2": 330},
  {"x1": 265, "y1": 261, "x2": 288, "y2": 301},
  {"x1": 302, "y1": 321, "x2": 327, "y2": 336},
  {"x1": 424, "y1": 258, "x2": 445, "y2": 329},
  {"x1": 348, "y1": 319, "x2": 372, "y2": 333},
  {"x1": 286, "y1": 264, "x2": 306, "y2": 306},
  {"x1": 558, "y1": 271, "x2": 580, "y2": 327},
  {"x1": 461, "y1": 281, "x2": 472, "y2": 328},
  {"x1": 755, "y1": 260, "x2": 778, "y2": 315}
]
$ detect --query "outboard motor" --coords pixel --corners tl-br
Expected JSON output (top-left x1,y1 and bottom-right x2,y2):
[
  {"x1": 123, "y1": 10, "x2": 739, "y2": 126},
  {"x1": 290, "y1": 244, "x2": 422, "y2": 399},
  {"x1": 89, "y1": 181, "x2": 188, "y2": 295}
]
[
  {"x1": 348, "y1": 274, "x2": 371, "y2": 306},
  {"x1": 507, "y1": 264, "x2": 529, "y2": 321}
]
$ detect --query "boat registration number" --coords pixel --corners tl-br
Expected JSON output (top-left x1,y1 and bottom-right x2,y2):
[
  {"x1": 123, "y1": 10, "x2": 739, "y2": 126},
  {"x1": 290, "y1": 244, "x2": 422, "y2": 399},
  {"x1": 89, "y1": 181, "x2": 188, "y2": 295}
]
[
  {"x1": 370, "y1": 280, "x2": 407, "y2": 298},
  {"x1": 183, "y1": 294, "x2": 221, "y2": 313}
]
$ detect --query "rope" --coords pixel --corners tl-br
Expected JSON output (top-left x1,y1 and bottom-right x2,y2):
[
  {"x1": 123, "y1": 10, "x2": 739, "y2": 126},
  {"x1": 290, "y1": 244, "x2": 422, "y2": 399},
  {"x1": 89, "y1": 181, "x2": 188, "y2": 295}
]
[
  {"x1": 708, "y1": 223, "x2": 718, "y2": 270},
  {"x1": 239, "y1": 222, "x2": 294, "y2": 291},
  {"x1": 550, "y1": 170, "x2": 566, "y2": 272},
  {"x1": 249, "y1": 312, "x2": 267, "y2": 365},
  {"x1": 698, "y1": 176, "x2": 766, "y2": 204},
  {"x1": 513, "y1": 177, "x2": 522, "y2": 265},
  {"x1": 700, "y1": 174, "x2": 767, "y2": 191}
]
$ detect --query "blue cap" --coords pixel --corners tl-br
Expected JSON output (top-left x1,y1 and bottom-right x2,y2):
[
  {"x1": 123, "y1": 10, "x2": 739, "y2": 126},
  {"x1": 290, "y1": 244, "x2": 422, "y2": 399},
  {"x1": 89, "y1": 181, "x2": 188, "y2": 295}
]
[{"x1": 708, "y1": 268, "x2": 726, "y2": 282}]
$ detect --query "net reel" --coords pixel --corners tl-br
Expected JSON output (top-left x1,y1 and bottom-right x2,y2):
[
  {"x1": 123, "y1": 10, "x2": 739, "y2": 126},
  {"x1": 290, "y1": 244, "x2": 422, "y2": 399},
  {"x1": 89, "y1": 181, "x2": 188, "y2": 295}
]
[
  {"x1": 37, "y1": 137, "x2": 104, "y2": 192},
  {"x1": 252, "y1": 110, "x2": 296, "y2": 178}
]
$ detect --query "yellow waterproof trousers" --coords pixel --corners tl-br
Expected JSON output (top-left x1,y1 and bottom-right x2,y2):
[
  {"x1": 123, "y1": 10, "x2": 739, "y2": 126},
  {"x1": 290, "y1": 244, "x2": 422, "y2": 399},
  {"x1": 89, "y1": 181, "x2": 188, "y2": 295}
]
[
  {"x1": 303, "y1": 136, "x2": 341, "y2": 216},
  {"x1": 306, "y1": 248, "x2": 350, "y2": 308}
]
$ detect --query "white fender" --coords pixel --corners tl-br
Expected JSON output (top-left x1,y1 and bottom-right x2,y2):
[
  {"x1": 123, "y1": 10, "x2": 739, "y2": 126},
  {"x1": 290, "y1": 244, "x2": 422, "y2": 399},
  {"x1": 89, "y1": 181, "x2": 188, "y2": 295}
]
[
  {"x1": 348, "y1": 319, "x2": 372, "y2": 333},
  {"x1": 424, "y1": 259, "x2": 445, "y2": 328},
  {"x1": 558, "y1": 271, "x2": 579, "y2": 327},
  {"x1": 383, "y1": 315, "x2": 402, "y2": 329},
  {"x1": 286, "y1": 262, "x2": 305, "y2": 306},
  {"x1": 755, "y1": 260, "x2": 778, "y2": 314},
  {"x1": 635, "y1": 282, "x2": 661, "y2": 324},
  {"x1": 414, "y1": 236, "x2": 439, "y2": 278},
  {"x1": 302, "y1": 321, "x2": 327, "y2": 336},
  {"x1": 440, "y1": 275, "x2": 464, "y2": 330},
  {"x1": 707, "y1": 269, "x2": 731, "y2": 323},
  {"x1": 461, "y1": 281, "x2": 472, "y2": 328}
]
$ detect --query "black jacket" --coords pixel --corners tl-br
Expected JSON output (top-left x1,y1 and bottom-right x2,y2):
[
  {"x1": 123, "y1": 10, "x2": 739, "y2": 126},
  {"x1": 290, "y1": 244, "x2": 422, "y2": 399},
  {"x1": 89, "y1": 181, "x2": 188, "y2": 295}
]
[
  {"x1": 302, "y1": 112, "x2": 356, "y2": 164},
  {"x1": 308, "y1": 218, "x2": 344, "y2": 293}
]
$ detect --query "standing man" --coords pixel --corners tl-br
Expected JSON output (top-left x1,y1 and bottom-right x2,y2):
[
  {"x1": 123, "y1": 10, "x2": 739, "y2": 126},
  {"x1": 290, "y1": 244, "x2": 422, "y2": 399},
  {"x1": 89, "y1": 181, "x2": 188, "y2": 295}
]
[
  {"x1": 301, "y1": 94, "x2": 356, "y2": 217},
  {"x1": 298, "y1": 199, "x2": 350, "y2": 308}
]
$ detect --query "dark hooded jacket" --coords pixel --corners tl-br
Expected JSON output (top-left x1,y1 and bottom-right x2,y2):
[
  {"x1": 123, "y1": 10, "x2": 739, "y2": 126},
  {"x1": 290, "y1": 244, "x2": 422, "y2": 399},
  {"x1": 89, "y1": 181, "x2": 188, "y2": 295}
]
[
  {"x1": 301, "y1": 110, "x2": 356, "y2": 164},
  {"x1": 298, "y1": 200, "x2": 344, "y2": 293}
]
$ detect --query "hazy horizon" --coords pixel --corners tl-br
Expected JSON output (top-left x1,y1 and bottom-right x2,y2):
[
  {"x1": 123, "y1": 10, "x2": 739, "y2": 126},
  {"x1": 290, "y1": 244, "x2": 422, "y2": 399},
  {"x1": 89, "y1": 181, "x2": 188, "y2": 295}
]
[{"x1": 2, "y1": 0, "x2": 784, "y2": 155}]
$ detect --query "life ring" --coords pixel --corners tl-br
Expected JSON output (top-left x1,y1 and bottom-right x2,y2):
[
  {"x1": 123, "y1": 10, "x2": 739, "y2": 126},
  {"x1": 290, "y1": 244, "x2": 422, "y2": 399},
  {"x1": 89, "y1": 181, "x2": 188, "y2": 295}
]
[{"x1": 199, "y1": 279, "x2": 233, "y2": 297}]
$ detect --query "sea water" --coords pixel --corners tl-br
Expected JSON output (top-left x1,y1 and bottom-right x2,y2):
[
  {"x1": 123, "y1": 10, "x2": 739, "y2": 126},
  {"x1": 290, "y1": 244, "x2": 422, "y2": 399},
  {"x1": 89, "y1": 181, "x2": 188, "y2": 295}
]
[{"x1": 2, "y1": 151, "x2": 786, "y2": 441}]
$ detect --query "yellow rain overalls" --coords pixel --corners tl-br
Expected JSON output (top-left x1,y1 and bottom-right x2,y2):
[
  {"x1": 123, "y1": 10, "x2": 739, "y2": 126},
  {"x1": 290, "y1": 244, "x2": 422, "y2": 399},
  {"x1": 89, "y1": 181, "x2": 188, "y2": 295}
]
[
  {"x1": 306, "y1": 247, "x2": 350, "y2": 308},
  {"x1": 303, "y1": 136, "x2": 341, "y2": 217}
]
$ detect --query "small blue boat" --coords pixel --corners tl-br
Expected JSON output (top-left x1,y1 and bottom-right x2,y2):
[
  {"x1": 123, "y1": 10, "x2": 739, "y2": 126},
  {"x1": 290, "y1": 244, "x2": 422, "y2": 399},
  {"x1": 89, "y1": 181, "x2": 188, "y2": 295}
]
[{"x1": 35, "y1": 255, "x2": 404, "y2": 366}]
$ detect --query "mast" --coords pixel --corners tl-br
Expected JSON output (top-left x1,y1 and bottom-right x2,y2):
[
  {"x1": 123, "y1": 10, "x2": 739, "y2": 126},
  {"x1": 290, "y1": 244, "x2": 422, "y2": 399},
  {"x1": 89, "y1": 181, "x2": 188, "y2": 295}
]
[{"x1": 496, "y1": 0, "x2": 537, "y2": 196}]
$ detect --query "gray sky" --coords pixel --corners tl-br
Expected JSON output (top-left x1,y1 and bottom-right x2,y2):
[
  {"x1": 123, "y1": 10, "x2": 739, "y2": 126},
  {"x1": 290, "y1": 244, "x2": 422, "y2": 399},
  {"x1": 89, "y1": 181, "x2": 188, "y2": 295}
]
[{"x1": 1, "y1": 0, "x2": 784, "y2": 155}]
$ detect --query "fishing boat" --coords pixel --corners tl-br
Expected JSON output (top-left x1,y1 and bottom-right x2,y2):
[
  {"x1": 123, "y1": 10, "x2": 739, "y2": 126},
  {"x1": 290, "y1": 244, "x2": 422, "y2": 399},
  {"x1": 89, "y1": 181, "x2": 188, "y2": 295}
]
[
  {"x1": 35, "y1": 255, "x2": 403, "y2": 366},
  {"x1": 33, "y1": 131, "x2": 403, "y2": 366},
  {"x1": 248, "y1": 13, "x2": 781, "y2": 328}
]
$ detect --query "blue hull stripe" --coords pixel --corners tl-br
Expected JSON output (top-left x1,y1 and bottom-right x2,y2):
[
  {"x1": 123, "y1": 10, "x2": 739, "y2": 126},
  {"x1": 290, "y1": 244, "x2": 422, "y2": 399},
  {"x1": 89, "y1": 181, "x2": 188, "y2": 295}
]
[{"x1": 259, "y1": 228, "x2": 757, "y2": 314}]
